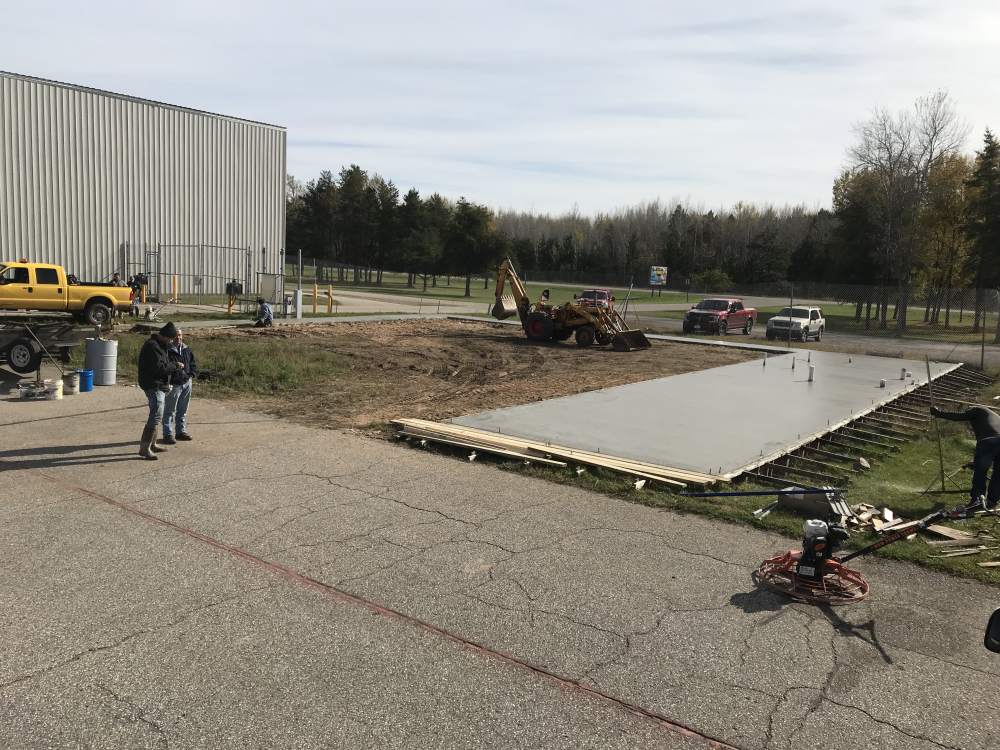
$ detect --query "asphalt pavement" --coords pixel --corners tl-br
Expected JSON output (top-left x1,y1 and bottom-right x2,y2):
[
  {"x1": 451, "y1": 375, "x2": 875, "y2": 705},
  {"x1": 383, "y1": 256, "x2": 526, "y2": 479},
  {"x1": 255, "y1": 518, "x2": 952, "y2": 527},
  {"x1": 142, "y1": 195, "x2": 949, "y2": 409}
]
[{"x1": 2, "y1": 387, "x2": 999, "y2": 748}]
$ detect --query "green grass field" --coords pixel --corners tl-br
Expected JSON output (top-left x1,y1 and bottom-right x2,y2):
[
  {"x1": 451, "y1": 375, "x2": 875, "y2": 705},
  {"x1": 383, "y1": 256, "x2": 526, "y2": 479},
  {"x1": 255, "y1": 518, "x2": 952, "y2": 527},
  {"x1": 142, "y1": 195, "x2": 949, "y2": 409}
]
[
  {"x1": 283, "y1": 266, "x2": 686, "y2": 307},
  {"x1": 71, "y1": 332, "x2": 345, "y2": 397}
]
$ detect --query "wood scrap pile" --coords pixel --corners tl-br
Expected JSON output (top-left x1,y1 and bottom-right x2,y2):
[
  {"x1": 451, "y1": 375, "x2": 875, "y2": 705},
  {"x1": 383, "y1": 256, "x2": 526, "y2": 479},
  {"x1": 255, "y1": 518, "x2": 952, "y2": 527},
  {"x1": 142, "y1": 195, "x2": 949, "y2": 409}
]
[
  {"x1": 392, "y1": 418, "x2": 721, "y2": 488},
  {"x1": 850, "y1": 504, "x2": 902, "y2": 532},
  {"x1": 922, "y1": 523, "x2": 999, "y2": 565}
]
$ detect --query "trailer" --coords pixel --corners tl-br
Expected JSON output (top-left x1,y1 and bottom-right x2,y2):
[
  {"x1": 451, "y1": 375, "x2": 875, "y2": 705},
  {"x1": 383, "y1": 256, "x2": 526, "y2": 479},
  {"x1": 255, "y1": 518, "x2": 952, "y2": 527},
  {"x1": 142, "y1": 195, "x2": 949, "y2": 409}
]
[{"x1": 0, "y1": 322, "x2": 81, "y2": 374}]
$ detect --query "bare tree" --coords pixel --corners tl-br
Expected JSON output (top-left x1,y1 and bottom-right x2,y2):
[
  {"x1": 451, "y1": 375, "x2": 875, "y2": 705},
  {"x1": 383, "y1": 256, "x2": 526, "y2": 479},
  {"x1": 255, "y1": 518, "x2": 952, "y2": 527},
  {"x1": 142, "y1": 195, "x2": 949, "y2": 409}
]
[{"x1": 848, "y1": 91, "x2": 968, "y2": 332}]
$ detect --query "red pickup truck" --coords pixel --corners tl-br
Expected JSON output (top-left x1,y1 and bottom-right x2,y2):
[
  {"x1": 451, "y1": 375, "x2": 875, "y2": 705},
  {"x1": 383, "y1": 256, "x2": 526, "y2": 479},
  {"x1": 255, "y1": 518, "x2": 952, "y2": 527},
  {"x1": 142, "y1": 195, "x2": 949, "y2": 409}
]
[{"x1": 682, "y1": 297, "x2": 757, "y2": 335}]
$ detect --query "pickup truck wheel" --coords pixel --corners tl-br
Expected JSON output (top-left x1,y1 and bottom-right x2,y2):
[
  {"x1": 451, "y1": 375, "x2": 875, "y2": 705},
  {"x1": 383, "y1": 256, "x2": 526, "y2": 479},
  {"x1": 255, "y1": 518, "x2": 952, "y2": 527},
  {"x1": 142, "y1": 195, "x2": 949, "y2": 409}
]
[
  {"x1": 6, "y1": 339, "x2": 41, "y2": 374},
  {"x1": 717, "y1": 320, "x2": 727, "y2": 336},
  {"x1": 743, "y1": 319, "x2": 753, "y2": 335},
  {"x1": 682, "y1": 323, "x2": 693, "y2": 334},
  {"x1": 84, "y1": 302, "x2": 112, "y2": 326},
  {"x1": 815, "y1": 326, "x2": 823, "y2": 341}
]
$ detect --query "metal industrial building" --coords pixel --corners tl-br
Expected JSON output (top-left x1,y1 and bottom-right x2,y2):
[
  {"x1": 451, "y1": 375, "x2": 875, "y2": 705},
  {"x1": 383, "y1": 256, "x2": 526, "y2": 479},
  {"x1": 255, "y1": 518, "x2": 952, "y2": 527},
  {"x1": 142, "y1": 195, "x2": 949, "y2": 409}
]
[{"x1": 0, "y1": 70, "x2": 286, "y2": 299}]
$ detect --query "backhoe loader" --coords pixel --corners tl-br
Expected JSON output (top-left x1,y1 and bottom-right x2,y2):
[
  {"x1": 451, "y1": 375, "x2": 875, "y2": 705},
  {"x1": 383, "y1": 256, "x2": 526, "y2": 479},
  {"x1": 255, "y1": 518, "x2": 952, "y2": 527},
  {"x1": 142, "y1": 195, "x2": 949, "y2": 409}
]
[{"x1": 490, "y1": 258, "x2": 651, "y2": 351}]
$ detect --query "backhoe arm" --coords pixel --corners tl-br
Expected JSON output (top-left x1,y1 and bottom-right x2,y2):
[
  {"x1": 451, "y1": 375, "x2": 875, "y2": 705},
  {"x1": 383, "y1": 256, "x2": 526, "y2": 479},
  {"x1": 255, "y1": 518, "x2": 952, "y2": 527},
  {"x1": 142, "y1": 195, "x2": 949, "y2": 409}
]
[{"x1": 492, "y1": 257, "x2": 530, "y2": 321}]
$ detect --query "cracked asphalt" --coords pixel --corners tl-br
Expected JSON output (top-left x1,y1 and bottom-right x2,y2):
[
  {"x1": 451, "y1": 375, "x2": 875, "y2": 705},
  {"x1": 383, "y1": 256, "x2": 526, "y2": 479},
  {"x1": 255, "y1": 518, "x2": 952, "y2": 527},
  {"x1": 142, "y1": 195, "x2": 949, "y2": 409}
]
[{"x1": 2, "y1": 387, "x2": 999, "y2": 749}]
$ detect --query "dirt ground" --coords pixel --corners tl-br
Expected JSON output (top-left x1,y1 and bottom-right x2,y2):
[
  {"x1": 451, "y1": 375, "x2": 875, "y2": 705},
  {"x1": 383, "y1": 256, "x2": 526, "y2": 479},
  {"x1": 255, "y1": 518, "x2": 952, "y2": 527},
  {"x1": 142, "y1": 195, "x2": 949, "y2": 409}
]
[{"x1": 190, "y1": 319, "x2": 756, "y2": 428}]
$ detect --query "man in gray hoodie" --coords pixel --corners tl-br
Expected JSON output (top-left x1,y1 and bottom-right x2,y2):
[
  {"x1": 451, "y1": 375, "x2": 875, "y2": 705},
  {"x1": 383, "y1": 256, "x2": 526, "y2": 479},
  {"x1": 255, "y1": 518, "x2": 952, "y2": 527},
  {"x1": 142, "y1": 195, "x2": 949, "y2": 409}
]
[{"x1": 931, "y1": 405, "x2": 1000, "y2": 508}]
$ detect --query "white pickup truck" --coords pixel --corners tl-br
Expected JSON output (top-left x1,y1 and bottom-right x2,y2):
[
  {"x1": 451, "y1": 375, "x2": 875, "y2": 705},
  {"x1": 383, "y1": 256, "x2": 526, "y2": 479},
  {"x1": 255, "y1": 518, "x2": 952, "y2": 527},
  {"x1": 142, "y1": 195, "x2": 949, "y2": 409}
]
[{"x1": 765, "y1": 306, "x2": 825, "y2": 341}]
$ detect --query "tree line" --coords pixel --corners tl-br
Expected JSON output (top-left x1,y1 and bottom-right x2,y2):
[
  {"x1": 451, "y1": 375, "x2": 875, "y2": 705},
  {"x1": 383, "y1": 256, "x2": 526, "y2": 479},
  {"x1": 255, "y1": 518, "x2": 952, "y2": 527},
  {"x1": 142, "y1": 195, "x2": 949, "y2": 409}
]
[
  {"x1": 286, "y1": 92, "x2": 1000, "y2": 335},
  {"x1": 286, "y1": 166, "x2": 507, "y2": 297}
]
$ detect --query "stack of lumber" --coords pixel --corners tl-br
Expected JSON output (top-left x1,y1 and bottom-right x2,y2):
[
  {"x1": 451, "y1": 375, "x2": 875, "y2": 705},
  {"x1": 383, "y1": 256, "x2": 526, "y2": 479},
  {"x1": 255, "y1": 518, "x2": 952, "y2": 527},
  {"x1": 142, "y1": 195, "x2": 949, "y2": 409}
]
[{"x1": 392, "y1": 418, "x2": 722, "y2": 488}]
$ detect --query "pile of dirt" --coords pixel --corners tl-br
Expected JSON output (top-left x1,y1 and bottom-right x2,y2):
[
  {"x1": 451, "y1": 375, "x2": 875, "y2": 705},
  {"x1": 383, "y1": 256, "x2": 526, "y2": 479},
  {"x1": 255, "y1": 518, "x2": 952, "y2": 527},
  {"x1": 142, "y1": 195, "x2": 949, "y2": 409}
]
[{"x1": 190, "y1": 319, "x2": 757, "y2": 429}]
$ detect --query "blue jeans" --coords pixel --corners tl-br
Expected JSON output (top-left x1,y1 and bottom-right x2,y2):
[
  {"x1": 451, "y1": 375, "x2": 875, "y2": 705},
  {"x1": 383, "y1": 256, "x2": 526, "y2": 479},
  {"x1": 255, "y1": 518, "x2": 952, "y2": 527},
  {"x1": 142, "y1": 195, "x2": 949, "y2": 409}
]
[
  {"x1": 144, "y1": 389, "x2": 165, "y2": 429},
  {"x1": 163, "y1": 380, "x2": 192, "y2": 437},
  {"x1": 972, "y1": 436, "x2": 1000, "y2": 507}
]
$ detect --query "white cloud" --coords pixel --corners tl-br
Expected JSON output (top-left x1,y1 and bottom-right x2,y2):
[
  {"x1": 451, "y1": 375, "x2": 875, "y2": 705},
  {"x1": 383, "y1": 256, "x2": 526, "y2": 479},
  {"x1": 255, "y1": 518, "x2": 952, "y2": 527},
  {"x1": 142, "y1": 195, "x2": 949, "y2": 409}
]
[{"x1": 4, "y1": 0, "x2": 999, "y2": 215}]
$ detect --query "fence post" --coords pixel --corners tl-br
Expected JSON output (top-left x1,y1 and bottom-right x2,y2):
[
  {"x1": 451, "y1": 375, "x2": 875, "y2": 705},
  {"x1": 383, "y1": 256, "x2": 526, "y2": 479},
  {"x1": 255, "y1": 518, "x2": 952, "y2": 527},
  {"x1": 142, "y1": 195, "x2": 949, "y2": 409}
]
[
  {"x1": 313, "y1": 282, "x2": 318, "y2": 315},
  {"x1": 327, "y1": 285, "x2": 333, "y2": 314}
]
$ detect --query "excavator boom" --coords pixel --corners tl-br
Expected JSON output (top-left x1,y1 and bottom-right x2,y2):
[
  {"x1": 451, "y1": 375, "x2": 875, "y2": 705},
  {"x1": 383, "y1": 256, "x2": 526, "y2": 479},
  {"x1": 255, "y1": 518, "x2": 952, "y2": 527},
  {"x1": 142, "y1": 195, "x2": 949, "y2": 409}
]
[{"x1": 492, "y1": 257, "x2": 530, "y2": 321}]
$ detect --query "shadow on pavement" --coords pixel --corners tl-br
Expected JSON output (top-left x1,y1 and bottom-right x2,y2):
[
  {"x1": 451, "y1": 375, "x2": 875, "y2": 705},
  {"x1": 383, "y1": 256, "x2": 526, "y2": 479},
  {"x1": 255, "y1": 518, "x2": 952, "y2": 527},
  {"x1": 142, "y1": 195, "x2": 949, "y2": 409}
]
[{"x1": 0, "y1": 441, "x2": 144, "y2": 470}]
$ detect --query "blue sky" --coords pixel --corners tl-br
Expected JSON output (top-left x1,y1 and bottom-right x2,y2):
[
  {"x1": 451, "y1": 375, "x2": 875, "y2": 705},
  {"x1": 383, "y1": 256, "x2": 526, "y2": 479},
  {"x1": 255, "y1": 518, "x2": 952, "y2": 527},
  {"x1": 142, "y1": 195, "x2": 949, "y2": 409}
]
[{"x1": 4, "y1": 1, "x2": 999, "y2": 214}]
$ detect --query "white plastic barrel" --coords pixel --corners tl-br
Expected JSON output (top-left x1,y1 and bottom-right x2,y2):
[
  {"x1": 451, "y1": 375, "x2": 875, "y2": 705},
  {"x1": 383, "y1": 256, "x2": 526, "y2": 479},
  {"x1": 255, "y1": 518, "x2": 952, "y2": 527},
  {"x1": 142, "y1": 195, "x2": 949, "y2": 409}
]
[
  {"x1": 44, "y1": 378, "x2": 63, "y2": 400},
  {"x1": 85, "y1": 338, "x2": 119, "y2": 386},
  {"x1": 63, "y1": 371, "x2": 80, "y2": 395}
]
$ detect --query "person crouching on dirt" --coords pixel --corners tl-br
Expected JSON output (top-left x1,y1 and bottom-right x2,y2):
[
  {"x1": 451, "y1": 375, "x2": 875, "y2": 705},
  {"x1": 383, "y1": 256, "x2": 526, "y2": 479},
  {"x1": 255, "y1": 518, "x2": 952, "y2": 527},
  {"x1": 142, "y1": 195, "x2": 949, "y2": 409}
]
[
  {"x1": 254, "y1": 298, "x2": 273, "y2": 327},
  {"x1": 931, "y1": 405, "x2": 1000, "y2": 508},
  {"x1": 137, "y1": 322, "x2": 184, "y2": 460},
  {"x1": 162, "y1": 328, "x2": 196, "y2": 445}
]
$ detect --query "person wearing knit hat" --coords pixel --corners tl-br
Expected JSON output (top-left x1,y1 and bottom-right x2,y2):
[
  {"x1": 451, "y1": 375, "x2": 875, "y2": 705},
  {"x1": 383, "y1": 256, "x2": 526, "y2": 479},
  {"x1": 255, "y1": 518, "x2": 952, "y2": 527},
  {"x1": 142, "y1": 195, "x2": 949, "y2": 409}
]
[{"x1": 136, "y1": 322, "x2": 183, "y2": 460}]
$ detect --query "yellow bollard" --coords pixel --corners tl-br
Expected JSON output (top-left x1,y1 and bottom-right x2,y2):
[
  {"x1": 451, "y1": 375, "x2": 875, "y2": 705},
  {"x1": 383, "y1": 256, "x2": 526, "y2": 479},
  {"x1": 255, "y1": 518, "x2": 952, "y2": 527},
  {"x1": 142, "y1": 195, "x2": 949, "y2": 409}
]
[
  {"x1": 140, "y1": 284, "x2": 147, "y2": 304},
  {"x1": 172, "y1": 274, "x2": 178, "y2": 304},
  {"x1": 227, "y1": 295, "x2": 234, "y2": 314},
  {"x1": 312, "y1": 282, "x2": 318, "y2": 315},
  {"x1": 327, "y1": 285, "x2": 333, "y2": 314}
]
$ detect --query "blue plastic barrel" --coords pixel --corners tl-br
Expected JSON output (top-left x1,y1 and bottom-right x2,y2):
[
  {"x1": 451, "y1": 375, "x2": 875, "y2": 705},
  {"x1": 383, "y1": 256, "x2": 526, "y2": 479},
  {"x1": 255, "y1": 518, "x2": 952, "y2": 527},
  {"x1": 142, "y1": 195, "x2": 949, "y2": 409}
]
[{"x1": 77, "y1": 369, "x2": 94, "y2": 392}]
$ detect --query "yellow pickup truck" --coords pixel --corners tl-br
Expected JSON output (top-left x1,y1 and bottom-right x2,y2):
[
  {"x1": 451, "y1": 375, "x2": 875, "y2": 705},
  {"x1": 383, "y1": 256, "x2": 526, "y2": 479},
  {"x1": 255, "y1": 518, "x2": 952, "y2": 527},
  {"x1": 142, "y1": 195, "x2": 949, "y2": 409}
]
[{"x1": 0, "y1": 260, "x2": 132, "y2": 325}]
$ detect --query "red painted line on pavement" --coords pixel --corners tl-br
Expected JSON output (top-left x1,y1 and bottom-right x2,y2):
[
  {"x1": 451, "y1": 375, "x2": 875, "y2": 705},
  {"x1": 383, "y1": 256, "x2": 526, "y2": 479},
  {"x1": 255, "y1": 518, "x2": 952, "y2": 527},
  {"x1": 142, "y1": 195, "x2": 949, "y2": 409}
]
[{"x1": 40, "y1": 471, "x2": 742, "y2": 750}]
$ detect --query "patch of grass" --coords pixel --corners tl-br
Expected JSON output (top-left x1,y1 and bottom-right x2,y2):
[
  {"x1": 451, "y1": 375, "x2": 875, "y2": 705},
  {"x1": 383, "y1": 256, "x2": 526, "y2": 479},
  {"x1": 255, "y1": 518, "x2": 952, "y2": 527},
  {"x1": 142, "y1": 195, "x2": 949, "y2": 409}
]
[
  {"x1": 71, "y1": 333, "x2": 345, "y2": 397},
  {"x1": 296, "y1": 275, "x2": 685, "y2": 307}
]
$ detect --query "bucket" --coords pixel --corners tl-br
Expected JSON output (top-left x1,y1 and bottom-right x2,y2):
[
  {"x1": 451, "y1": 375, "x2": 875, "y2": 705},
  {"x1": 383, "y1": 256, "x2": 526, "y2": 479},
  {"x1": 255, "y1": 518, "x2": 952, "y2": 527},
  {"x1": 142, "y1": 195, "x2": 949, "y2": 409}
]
[
  {"x1": 85, "y1": 338, "x2": 118, "y2": 386},
  {"x1": 44, "y1": 378, "x2": 63, "y2": 400},
  {"x1": 63, "y1": 371, "x2": 80, "y2": 395},
  {"x1": 78, "y1": 369, "x2": 94, "y2": 392}
]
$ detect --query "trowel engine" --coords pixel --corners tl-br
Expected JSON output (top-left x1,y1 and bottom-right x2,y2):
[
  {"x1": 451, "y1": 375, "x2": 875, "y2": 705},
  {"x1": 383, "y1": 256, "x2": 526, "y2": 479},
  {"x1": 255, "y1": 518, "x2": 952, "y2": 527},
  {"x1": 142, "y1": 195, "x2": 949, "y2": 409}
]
[{"x1": 794, "y1": 519, "x2": 850, "y2": 581}]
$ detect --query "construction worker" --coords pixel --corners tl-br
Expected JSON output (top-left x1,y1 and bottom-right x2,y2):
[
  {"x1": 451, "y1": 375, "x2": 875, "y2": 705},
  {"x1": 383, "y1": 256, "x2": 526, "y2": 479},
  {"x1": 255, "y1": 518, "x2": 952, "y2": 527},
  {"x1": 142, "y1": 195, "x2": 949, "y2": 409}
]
[
  {"x1": 110, "y1": 272, "x2": 127, "y2": 287},
  {"x1": 137, "y1": 321, "x2": 184, "y2": 460},
  {"x1": 931, "y1": 405, "x2": 1000, "y2": 508},
  {"x1": 254, "y1": 297, "x2": 273, "y2": 327},
  {"x1": 162, "y1": 328, "x2": 197, "y2": 444}
]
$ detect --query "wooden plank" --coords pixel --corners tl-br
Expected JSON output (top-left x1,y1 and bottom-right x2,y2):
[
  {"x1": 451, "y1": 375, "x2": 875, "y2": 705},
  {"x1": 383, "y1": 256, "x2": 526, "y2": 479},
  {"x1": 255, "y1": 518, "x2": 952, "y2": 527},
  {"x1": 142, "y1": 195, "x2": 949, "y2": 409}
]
[
  {"x1": 394, "y1": 420, "x2": 696, "y2": 486},
  {"x1": 398, "y1": 431, "x2": 568, "y2": 467},
  {"x1": 929, "y1": 548, "x2": 985, "y2": 558},
  {"x1": 978, "y1": 561, "x2": 1000, "y2": 568},
  {"x1": 926, "y1": 538, "x2": 996, "y2": 547},
  {"x1": 394, "y1": 419, "x2": 715, "y2": 484},
  {"x1": 926, "y1": 524, "x2": 977, "y2": 541}
]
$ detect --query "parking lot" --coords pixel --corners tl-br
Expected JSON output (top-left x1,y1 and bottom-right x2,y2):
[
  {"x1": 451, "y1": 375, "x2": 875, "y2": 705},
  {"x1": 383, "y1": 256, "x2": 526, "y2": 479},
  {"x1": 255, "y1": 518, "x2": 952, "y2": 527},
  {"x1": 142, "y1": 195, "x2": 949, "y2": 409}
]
[{"x1": 3, "y1": 387, "x2": 999, "y2": 749}]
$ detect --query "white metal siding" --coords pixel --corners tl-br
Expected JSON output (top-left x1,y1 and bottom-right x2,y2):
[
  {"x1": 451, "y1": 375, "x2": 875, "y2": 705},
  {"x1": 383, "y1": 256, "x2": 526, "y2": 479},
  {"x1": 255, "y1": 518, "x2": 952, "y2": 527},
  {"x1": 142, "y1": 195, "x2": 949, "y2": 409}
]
[{"x1": 0, "y1": 72, "x2": 285, "y2": 292}]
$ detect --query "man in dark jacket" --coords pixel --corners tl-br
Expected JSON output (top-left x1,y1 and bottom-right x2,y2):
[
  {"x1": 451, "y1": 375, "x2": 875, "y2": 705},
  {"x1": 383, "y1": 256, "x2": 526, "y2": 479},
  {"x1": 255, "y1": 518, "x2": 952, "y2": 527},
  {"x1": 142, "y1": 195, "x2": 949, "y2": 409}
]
[
  {"x1": 931, "y1": 405, "x2": 1000, "y2": 508},
  {"x1": 137, "y1": 321, "x2": 183, "y2": 460},
  {"x1": 162, "y1": 328, "x2": 197, "y2": 444}
]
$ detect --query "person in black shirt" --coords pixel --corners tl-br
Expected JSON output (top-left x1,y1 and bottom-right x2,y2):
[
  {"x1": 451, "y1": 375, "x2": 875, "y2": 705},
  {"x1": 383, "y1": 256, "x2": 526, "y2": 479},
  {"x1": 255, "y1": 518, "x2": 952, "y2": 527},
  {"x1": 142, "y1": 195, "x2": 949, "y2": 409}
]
[
  {"x1": 931, "y1": 405, "x2": 1000, "y2": 508},
  {"x1": 137, "y1": 321, "x2": 184, "y2": 460}
]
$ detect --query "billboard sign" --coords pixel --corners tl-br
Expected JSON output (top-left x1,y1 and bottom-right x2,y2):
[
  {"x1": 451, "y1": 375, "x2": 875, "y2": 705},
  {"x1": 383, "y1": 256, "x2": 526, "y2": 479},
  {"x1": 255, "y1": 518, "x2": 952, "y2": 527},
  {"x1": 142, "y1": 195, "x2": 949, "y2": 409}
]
[{"x1": 649, "y1": 266, "x2": 669, "y2": 286}]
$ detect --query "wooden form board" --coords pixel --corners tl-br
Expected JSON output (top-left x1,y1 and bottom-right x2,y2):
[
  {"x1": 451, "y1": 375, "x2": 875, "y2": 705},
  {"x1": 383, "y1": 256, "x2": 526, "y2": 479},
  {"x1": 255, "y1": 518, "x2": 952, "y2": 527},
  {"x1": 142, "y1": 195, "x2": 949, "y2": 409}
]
[{"x1": 393, "y1": 418, "x2": 723, "y2": 487}]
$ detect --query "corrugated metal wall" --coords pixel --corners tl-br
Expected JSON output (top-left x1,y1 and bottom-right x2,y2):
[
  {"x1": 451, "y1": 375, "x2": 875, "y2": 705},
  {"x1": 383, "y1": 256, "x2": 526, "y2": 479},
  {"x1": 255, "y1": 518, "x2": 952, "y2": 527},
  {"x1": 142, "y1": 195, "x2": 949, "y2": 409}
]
[{"x1": 0, "y1": 71, "x2": 286, "y2": 294}]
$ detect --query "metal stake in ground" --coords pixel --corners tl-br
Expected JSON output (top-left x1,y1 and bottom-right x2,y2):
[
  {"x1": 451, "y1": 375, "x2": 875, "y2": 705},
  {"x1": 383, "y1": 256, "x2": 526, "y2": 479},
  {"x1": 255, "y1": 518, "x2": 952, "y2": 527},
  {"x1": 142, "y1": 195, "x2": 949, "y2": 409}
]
[{"x1": 927, "y1": 355, "x2": 946, "y2": 492}]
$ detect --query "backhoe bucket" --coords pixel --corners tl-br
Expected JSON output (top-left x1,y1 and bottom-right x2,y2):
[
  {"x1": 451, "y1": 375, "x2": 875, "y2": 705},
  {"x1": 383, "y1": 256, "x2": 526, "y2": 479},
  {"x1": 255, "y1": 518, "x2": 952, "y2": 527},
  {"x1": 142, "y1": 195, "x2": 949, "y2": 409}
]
[
  {"x1": 491, "y1": 294, "x2": 519, "y2": 320},
  {"x1": 611, "y1": 329, "x2": 651, "y2": 352}
]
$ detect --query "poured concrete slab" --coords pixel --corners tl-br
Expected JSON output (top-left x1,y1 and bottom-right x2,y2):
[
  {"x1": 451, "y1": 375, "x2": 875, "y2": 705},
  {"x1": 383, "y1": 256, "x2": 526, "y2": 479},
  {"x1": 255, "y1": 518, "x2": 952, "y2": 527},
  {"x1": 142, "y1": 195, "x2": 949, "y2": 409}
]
[{"x1": 451, "y1": 349, "x2": 958, "y2": 478}]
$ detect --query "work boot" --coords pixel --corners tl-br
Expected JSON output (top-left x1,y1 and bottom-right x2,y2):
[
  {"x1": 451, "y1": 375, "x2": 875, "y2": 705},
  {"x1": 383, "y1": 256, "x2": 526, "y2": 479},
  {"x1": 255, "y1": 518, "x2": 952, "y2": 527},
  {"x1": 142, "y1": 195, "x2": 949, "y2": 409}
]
[
  {"x1": 161, "y1": 435, "x2": 177, "y2": 446},
  {"x1": 151, "y1": 435, "x2": 169, "y2": 453},
  {"x1": 176, "y1": 433, "x2": 193, "y2": 441},
  {"x1": 138, "y1": 427, "x2": 158, "y2": 461}
]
